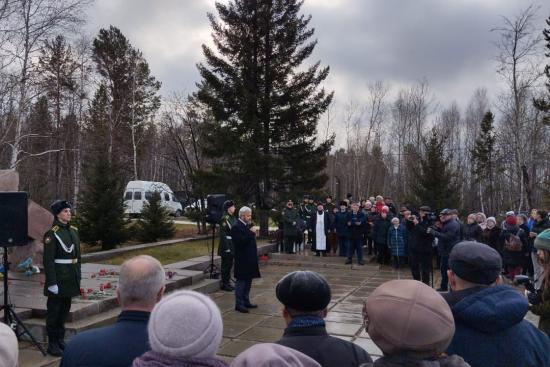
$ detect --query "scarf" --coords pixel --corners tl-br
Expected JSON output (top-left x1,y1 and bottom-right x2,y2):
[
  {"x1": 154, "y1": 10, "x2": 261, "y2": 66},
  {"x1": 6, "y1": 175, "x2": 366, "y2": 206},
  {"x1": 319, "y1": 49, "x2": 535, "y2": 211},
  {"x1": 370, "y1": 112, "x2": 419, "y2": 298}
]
[
  {"x1": 288, "y1": 315, "x2": 326, "y2": 329},
  {"x1": 132, "y1": 351, "x2": 228, "y2": 367}
]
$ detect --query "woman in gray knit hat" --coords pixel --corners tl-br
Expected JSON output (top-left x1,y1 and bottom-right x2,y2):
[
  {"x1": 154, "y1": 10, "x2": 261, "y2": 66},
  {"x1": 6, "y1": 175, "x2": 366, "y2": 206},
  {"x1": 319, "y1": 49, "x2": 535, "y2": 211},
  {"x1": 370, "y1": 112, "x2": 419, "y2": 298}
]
[
  {"x1": 360, "y1": 279, "x2": 470, "y2": 367},
  {"x1": 132, "y1": 290, "x2": 228, "y2": 367}
]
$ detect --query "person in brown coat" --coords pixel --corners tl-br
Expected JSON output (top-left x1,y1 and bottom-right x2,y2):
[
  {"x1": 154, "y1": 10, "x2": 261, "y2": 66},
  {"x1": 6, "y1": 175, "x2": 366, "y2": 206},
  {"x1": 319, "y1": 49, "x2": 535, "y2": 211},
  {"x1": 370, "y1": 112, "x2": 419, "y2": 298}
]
[{"x1": 360, "y1": 279, "x2": 470, "y2": 367}]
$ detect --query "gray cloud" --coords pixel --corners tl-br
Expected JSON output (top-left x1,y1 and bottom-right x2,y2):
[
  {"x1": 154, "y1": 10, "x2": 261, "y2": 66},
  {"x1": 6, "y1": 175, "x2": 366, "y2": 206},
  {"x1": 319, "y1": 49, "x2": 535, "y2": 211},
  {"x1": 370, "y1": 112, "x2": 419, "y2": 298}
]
[{"x1": 85, "y1": 0, "x2": 550, "y2": 138}]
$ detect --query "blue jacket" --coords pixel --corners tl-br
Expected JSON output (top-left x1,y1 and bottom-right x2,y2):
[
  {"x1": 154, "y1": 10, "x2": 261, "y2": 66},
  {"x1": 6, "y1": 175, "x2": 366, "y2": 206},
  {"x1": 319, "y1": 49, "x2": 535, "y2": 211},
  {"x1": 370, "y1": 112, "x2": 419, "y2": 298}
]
[
  {"x1": 432, "y1": 219, "x2": 461, "y2": 257},
  {"x1": 445, "y1": 285, "x2": 550, "y2": 367},
  {"x1": 387, "y1": 225, "x2": 407, "y2": 257},
  {"x1": 60, "y1": 311, "x2": 150, "y2": 367},
  {"x1": 334, "y1": 210, "x2": 350, "y2": 238}
]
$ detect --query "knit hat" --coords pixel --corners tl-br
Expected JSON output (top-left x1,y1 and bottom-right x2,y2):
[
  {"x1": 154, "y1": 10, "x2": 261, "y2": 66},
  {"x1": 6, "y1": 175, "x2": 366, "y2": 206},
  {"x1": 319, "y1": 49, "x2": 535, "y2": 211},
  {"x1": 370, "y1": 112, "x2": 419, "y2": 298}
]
[
  {"x1": 505, "y1": 216, "x2": 517, "y2": 226},
  {"x1": 449, "y1": 241, "x2": 502, "y2": 285},
  {"x1": 486, "y1": 216, "x2": 496, "y2": 225},
  {"x1": 276, "y1": 271, "x2": 331, "y2": 312},
  {"x1": 148, "y1": 290, "x2": 223, "y2": 358},
  {"x1": 0, "y1": 323, "x2": 18, "y2": 367},
  {"x1": 365, "y1": 280, "x2": 455, "y2": 358},
  {"x1": 230, "y1": 343, "x2": 320, "y2": 367},
  {"x1": 534, "y1": 229, "x2": 550, "y2": 251},
  {"x1": 505, "y1": 210, "x2": 515, "y2": 217},
  {"x1": 50, "y1": 199, "x2": 71, "y2": 216},
  {"x1": 381, "y1": 206, "x2": 390, "y2": 213}
]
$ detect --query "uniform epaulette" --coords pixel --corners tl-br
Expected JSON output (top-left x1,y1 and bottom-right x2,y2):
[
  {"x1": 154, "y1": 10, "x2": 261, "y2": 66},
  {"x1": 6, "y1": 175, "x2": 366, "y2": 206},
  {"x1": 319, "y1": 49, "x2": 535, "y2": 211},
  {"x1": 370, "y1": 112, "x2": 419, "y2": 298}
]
[
  {"x1": 70, "y1": 225, "x2": 78, "y2": 231},
  {"x1": 51, "y1": 225, "x2": 59, "y2": 232}
]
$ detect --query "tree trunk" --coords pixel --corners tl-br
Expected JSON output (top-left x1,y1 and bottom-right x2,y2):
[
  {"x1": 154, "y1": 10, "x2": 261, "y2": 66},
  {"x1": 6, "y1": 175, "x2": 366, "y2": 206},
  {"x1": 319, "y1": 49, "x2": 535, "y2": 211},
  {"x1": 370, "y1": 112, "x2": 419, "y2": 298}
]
[{"x1": 259, "y1": 209, "x2": 269, "y2": 238}]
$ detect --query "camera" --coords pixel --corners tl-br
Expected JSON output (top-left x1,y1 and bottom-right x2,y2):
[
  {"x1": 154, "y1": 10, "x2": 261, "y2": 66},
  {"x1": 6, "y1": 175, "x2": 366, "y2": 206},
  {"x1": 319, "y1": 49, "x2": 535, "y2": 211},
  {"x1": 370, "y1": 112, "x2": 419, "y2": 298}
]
[{"x1": 514, "y1": 275, "x2": 542, "y2": 305}]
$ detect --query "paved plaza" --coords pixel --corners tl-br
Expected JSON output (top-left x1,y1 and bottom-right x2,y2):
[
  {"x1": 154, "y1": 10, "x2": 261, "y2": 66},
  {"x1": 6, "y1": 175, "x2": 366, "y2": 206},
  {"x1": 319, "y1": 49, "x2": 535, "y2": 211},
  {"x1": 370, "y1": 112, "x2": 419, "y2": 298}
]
[{"x1": 16, "y1": 250, "x2": 540, "y2": 366}]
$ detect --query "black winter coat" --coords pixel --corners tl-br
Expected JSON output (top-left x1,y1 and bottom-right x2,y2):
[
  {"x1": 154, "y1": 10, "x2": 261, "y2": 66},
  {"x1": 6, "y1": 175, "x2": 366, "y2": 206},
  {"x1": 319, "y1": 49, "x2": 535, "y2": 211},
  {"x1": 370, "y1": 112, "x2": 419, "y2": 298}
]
[
  {"x1": 373, "y1": 216, "x2": 391, "y2": 245},
  {"x1": 277, "y1": 326, "x2": 372, "y2": 367},
  {"x1": 462, "y1": 223, "x2": 482, "y2": 242},
  {"x1": 499, "y1": 224, "x2": 527, "y2": 267},
  {"x1": 406, "y1": 218, "x2": 434, "y2": 254},
  {"x1": 482, "y1": 227, "x2": 501, "y2": 253},
  {"x1": 231, "y1": 219, "x2": 261, "y2": 280}
]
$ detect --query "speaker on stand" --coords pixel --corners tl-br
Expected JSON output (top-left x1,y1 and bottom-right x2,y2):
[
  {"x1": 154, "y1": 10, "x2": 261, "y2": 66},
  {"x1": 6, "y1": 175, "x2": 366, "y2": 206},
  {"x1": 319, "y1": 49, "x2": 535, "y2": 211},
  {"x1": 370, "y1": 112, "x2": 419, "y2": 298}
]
[
  {"x1": 204, "y1": 194, "x2": 226, "y2": 279},
  {"x1": 0, "y1": 192, "x2": 47, "y2": 355}
]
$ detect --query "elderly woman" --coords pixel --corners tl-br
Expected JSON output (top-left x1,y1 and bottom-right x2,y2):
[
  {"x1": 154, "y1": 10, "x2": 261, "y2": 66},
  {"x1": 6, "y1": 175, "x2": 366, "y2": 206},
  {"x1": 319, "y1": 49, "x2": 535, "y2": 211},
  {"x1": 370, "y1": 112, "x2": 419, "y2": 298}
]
[
  {"x1": 476, "y1": 212, "x2": 487, "y2": 230},
  {"x1": 463, "y1": 214, "x2": 482, "y2": 242}
]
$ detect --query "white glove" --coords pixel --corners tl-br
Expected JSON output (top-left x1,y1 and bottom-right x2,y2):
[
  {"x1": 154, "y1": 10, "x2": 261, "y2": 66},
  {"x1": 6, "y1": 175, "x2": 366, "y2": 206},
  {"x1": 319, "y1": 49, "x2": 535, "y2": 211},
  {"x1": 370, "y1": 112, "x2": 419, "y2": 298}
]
[{"x1": 48, "y1": 285, "x2": 59, "y2": 294}]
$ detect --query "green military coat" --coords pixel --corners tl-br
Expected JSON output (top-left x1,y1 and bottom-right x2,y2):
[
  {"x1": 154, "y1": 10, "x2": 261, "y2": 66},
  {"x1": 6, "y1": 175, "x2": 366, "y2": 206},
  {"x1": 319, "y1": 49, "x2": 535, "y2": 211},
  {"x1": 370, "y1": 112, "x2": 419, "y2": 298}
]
[
  {"x1": 43, "y1": 220, "x2": 82, "y2": 298},
  {"x1": 282, "y1": 207, "x2": 300, "y2": 237},
  {"x1": 218, "y1": 213, "x2": 236, "y2": 257}
]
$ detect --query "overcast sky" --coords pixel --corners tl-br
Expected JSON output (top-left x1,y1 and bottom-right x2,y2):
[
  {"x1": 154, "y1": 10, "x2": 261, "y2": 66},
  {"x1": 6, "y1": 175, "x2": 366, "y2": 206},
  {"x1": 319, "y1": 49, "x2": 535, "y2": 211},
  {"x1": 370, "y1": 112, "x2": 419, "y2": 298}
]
[{"x1": 85, "y1": 0, "x2": 550, "y2": 142}]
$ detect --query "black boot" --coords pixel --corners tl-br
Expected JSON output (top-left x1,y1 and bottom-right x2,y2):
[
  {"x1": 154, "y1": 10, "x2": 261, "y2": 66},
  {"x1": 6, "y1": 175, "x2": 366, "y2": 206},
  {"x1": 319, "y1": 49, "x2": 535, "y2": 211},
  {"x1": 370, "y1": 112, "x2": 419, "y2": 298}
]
[
  {"x1": 47, "y1": 335, "x2": 63, "y2": 357},
  {"x1": 220, "y1": 282, "x2": 234, "y2": 291}
]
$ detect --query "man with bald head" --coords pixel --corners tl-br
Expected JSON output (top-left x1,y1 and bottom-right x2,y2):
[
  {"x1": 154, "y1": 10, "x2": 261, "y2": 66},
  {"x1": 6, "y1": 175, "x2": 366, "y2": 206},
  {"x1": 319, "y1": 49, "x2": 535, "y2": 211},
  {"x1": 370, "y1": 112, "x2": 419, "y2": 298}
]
[{"x1": 60, "y1": 255, "x2": 166, "y2": 367}]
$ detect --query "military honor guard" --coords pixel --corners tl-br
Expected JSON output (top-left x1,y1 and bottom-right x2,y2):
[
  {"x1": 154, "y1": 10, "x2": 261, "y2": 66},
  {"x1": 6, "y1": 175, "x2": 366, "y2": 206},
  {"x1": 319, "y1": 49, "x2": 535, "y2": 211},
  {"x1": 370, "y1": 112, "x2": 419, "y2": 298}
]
[
  {"x1": 218, "y1": 200, "x2": 236, "y2": 291},
  {"x1": 43, "y1": 200, "x2": 81, "y2": 356}
]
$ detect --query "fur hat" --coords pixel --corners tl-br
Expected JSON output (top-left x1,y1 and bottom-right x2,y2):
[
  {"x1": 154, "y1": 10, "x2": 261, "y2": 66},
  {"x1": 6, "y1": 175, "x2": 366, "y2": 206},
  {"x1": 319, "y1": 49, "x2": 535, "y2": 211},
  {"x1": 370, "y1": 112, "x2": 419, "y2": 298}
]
[
  {"x1": 365, "y1": 280, "x2": 455, "y2": 358},
  {"x1": 50, "y1": 200, "x2": 71, "y2": 216},
  {"x1": 276, "y1": 271, "x2": 331, "y2": 312},
  {"x1": 0, "y1": 323, "x2": 18, "y2": 367},
  {"x1": 147, "y1": 290, "x2": 223, "y2": 358},
  {"x1": 230, "y1": 343, "x2": 320, "y2": 367},
  {"x1": 535, "y1": 229, "x2": 550, "y2": 252}
]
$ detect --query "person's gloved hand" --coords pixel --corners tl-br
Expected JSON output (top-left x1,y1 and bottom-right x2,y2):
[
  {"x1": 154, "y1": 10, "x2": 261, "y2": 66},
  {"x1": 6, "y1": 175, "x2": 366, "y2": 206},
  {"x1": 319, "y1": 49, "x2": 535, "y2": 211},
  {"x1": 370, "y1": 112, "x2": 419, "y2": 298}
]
[{"x1": 48, "y1": 284, "x2": 59, "y2": 294}]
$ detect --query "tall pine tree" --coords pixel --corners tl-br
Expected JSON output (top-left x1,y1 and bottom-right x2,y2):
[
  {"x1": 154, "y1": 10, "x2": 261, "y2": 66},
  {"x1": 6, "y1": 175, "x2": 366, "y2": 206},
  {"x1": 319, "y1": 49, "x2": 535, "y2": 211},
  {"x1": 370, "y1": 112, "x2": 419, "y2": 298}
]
[
  {"x1": 471, "y1": 111, "x2": 497, "y2": 213},
  {"x1": 196, "y1": 0, "x2": 334, "y2": 234},
  {"x1": 414, "y1": 129, "x2": 459, "y2": 211},
  {"x1": 77, "y1": 85, "x2": 127, "y2": 250}
]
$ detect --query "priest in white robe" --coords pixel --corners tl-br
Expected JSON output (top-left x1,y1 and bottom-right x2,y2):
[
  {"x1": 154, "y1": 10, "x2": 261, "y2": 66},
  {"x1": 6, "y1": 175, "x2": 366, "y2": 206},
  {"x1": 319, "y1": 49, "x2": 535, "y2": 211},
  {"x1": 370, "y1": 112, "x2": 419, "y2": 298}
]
[{"x1": 309, "y1": 202, "x2": 330, "y2": 257}]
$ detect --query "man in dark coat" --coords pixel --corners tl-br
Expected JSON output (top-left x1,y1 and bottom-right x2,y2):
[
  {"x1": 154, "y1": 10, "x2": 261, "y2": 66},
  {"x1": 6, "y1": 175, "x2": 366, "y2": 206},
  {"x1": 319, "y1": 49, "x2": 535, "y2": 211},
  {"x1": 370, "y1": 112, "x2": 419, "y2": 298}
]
[
  {"x1": 443, "y1": 241, "x2": 550, "y2": 367},
  {"x1": 60, "y1": 256, "x2": 166, "y2": 367},
  {"x1": 282, "y1": 200, "x2": 300, "y2": 254},
  {"x1": 231, "y1": 206, "x2": 261, "y2": 313},
  {"x1": 275, "y1": 271, "x2": 372, "y2": 367},
  {"x1": 428, "y1": 209, "x2": 461, "y2": 291},
  {"x1": 334, "y1": 201, "x2": 350, "y2": 257},
  {"x1": 406, "y1": 206, "x2": 434, "y2": 285},
  {"x1": 462, "y1": 214, "x2": 482, "y2": 242},
  {"x1": 309, "y1": 202, "x2": 330, "y2": 257},
  {"x1": 346, "y1": 202, "x2": 366, "y2": 265},
  {"x1": 43, "y1": 200, "x2": 81, "y2": 356}
]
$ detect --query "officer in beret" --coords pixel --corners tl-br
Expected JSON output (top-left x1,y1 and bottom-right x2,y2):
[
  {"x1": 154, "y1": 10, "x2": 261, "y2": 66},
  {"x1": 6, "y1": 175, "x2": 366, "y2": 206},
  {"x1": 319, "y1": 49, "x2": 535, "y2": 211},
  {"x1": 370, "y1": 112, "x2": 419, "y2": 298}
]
[
  {"x1": 43, "y1": 200, "x2": 81, "y2": 356},
  {"x1": 275, "y1": 271, "x2": 372, "y2": 366},
  {"x1": 442, "y1": 241, "x2": 550, "y2": 367},
  {"x1": 218, "y1": 200, "x2": 236, "y2": 291}
]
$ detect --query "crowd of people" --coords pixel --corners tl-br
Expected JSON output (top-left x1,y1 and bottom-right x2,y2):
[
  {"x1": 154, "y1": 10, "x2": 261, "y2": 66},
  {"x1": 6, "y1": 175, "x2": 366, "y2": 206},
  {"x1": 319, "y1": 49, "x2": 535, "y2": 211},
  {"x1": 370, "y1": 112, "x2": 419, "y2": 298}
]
[
  {"x1": 4, "y1": 238, "x2": 550, "y2": 367},
  {"x1": 3, "y1": 195, "x2": 550, "y2": 366},
  {"x1": 277, "y1": 194, "x2": 550, "y2": 291}
]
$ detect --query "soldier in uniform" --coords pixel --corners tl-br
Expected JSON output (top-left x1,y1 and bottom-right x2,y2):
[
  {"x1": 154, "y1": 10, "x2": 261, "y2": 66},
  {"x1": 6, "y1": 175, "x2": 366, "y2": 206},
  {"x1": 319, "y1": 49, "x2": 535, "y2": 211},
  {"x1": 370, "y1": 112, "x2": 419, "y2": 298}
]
[
  {"x1": 218, "y1": 200, "x2": 236, "y2": 291},
  {"x1": 299, "y1": 195, "x2": 313, "y2": 246},
  {"x1": 282, "y1": 200, "x2": 299, "y2": 254},
  {"x1": 43, "y1": 200, "x2": 81, "y2": 356}
]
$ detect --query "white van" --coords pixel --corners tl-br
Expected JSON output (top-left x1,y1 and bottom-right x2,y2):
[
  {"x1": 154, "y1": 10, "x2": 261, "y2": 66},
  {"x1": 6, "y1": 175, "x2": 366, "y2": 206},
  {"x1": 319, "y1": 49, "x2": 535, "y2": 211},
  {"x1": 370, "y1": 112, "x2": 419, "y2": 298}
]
[{"x1": 123, "y1": 181, "x2": 183, "y2": 217}]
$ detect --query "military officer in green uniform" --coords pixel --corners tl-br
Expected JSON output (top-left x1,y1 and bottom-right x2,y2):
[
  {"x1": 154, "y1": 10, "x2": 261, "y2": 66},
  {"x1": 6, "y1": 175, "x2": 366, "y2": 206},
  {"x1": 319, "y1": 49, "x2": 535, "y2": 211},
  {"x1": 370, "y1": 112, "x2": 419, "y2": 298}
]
[
  {"x1": 218, "y1": 200, "x2": 236, "y2": 291},
  {"x1": 282, "y1": 200, "x2": 300, "y2": 254},
  {"x1": 43, "y1": 200, "x2": 81, "y2": 356}
]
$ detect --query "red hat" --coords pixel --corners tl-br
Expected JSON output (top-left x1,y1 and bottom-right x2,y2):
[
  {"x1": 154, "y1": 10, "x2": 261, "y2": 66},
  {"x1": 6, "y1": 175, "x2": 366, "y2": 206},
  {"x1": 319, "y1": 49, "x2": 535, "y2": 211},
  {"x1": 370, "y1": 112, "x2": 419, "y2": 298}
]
[
  {"x1": 381, "y1": 206, "x2": 390, "y2": 213},
  {"x1": 505, "y1": 216, "x2": 517, "y2": 226}
]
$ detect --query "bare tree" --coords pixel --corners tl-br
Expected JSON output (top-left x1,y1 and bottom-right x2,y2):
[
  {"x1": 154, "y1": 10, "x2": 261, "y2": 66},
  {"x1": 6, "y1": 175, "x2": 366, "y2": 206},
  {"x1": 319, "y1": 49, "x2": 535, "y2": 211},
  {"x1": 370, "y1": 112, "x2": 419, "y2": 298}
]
[{"x1": 493, "y1": 4, "x2": 543, "y2": 211}]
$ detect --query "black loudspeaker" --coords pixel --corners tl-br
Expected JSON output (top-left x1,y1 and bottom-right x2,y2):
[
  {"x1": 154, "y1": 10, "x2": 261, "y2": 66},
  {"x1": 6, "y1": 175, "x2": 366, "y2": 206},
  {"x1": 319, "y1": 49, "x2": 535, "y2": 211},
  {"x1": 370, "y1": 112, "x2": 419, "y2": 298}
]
[
  {"x1": 206, "y1": 194, "x2": 226, "y2": 224},
  {"x1": 0, "y1": 192, "x2": 28, "y2": 247}
]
